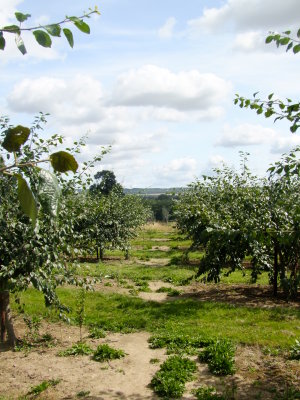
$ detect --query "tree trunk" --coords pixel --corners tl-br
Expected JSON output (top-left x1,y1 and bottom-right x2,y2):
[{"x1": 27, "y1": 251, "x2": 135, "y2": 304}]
[
  {"x1": 0, "y1": 290, "x2": 17, "y2": 347},
  {"x1": 100, "y1": 247, "x2": 104, "y2": 261},
  {"x1": 96, "y1": 246, "x2": 99, "y2": 260},
  {"x1": 125, "y1": 249, "x2": 129, "y2": 260},
  {"x1": 273, "y1": 241, "x2": 279, "y2": 297}
]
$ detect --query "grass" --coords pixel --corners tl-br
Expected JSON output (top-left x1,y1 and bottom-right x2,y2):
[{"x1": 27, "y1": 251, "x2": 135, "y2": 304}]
[{"x1": 14, "y1": 288, "x2": 300, "y2": 348}]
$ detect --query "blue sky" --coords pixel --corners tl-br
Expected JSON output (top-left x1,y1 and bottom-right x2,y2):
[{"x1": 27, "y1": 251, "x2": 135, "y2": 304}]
[{"x1": 1, "y1": 0, "x2": 300, "y2": 187}]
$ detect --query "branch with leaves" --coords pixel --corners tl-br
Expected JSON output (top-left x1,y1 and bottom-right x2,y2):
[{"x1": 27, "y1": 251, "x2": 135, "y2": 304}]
[
  {"x1": 234, "y1": 93, "x2": 300, "y2": 133},
  {"x1": 265, "y1": 28, "x2": 300, "y2": 54},
  {"x1": 0, "y1": 6, "x2": 100, "y2": 54},
  {"x1": 0, "y1": 117, "x2": 78, "y2": 225},
  {"x1": 234, "y1": 27, "x2": 300, "y2": 133}
]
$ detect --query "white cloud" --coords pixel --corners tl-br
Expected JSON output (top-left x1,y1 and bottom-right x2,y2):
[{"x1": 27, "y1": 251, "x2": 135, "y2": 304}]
[
  {"x1": 153, "y1": 157, "x2": 199, "y2": 186},
  {"x1": 188, "y1": 0, "x2": 300, "y2": 34},
  {"x1": 215, "y1": 123, "x2": 277, "y2": 147},
  {"x1": 158, "y1": 17, "x2": 177, "y2": 39},
  {"x1": 271, "y1": 135, "x2": 300, "y2": 153},
  {"x1": 7, "y1": 75, "x2": 104, "y2": 123},
  {"x1": 110, "y1": 65, "x2": 232, "y2": 111},
  {"x1": 233, "y1": 31, "x2": 267, "y2": 52},
  {"x1": 215, "y1": 123, "x2": 300, "y2": 154},
  {"x1": 202, "y1": 154, "x2": 226, "y2": 176},
  {"x1": 0, "y1": 0, "x2": 22, "y2": 25}
]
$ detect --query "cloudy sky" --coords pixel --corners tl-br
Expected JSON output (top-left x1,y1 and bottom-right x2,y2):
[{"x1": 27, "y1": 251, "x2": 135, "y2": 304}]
[{"x1": 1, "y1": 0, "x2": 299, "y2": 187}]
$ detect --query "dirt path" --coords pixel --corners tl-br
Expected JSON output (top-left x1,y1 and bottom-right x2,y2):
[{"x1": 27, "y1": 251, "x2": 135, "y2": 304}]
[{"x1": 1, "y1": 318, "x2": 299, "y2": 399}]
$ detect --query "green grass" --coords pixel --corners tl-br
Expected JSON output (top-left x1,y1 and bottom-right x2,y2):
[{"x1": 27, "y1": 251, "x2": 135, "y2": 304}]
[
  {"x1": 14, "y1": 288, "x2": 300, "y2": 349},
  {"x1": 77, "y1": 262, "x2": 197, "y2": 285}
]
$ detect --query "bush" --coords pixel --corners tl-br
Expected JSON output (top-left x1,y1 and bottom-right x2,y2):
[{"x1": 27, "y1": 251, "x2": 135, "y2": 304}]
[
  {"x1": 92, "y1": 344, "x2": 125, "y2": 362},
  {"x1": 58, "y1": 342, "x2": 93, "y2": 356},
  {"x1": 289, "y1": 338, "x2": 300, "y2": 360},
  {"x1": 193, "y1": 386, "x2": 225, "y2": 400},
  {"x1": 88, "y1": 327, "x2": 106, "y2": 339},
  {"x1": 151, "y1": 355, "x2": 197, "y2": 398},
  {"x1": 199, "y1": 339, "x2": 235, "y2": 375}
]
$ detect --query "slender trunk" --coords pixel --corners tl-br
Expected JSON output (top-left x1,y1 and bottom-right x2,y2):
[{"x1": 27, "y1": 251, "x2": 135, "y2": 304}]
[
  {"x1": 100, "y1": 247, "x2": 104, "y2": 261},
  {"x1": 273, "y1": 241, "x2": 279, "y2": 297},
  {"x1": 125, "y1": 249, "x2": 129, "y2": 260},
  {"x1": 0, "y1": 290, "x2": 17, "y2": 347},
  {"x1": 96, "y1": 246, "x2": 99, "y2": 260}
]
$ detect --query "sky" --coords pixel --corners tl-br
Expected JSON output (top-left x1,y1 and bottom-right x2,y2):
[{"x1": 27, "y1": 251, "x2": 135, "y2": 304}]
[{"x1": 0, "y1": 0, "x2": 299, "y2": 188}]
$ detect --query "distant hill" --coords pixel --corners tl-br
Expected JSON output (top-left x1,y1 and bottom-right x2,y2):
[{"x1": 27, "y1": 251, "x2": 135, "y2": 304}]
[{"x1": 124, "y1": 187, "x2": 184, "y2": 197}]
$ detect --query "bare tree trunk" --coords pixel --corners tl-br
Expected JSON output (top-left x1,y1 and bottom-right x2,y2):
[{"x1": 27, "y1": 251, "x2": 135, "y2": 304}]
[
  {"x1": 273, "y1": 241, "x2": 279, "y2": 297},
  {"x1": 0, "y1": 290, "x2": 17, "y2": 347}
]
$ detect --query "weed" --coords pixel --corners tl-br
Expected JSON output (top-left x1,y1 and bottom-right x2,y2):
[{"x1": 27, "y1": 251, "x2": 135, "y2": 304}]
[
  {"x1": 76, "y1": 390, "x2": 91, "y2": 398},
  {"x1": 274, "y1": 384, "x2": 300, "y2": 399},
  {"x1": 58, "y1": 342, "x2": 93, "y2": 356},
  {"x1": 192, "y1": 386, "x2": 225, "y2": 400},
  {"x1": 88, "y1": 327, "x2": 106, "y2": 339},
  {"x1": 150, "y1": 358, "x2": 160, "y2": 364},
  {"x1": 199, "y1": 339, "x2": 236, "y2": 375},
  {"x1": 289, "y1": 338, "x2": 300, "y2": 360},
  {"x1": 151, "y1": 355, "x2": 197, "y2": 398},
  {"x1": 104, "y1": 282, "x2": 112, "y2": 287},
  {"x1": 75, "y1": 288, "x2": 86, "y2": 342},
  {"x1": 92, "y1": 344, "x2": 125, "y2": 362},
  {"x1": 155, "y1": 286, "x2": 182, "y2": 295},
  {"x1": 27, "y1": 379, "x2": 60, "y2": 396},
  {"x1": 149, "y1": 333, "x2": 214, "y2": 355}
]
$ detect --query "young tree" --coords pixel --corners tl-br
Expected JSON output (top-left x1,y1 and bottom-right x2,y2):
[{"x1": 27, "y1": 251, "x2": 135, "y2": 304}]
[
  {"x1": 0, "y1": 6, "x2": 100, "y2": 345},
  {"x1": 174, "y1": 151, "x2": 300, "y2": 298}
]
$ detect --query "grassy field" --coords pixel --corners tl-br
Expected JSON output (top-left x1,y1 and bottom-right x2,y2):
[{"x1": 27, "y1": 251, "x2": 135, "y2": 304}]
[{"x1": 13, "y1": 223, "x2": 299, "y2": 349}]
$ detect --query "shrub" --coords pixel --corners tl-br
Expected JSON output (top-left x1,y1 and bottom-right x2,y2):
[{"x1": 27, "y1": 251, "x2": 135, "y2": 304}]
[
  {"x1": 199, "y1": 339, "x2": 235, "y2": 375},
  {"x1": 289, "y1": 338, "x2": 300, "y2": 360},
  {"x1": 58, "y1": 342, "x2": 93, "y2": 356},
  {"x1": 148, "y1": 333, "x2": 213, "y2": 355},
  {"x1": 88, "y1": 327, "x2": 106, "y2": 339},
  {"x1": 193, "y1": 386, "x2": 225, "y2": 400},
  {"x1": 92, "y1": 344, "x2": 125, "y2": 362},
  {"x1": 151, "y1": 355, "x2": 197, "y2": 398}
]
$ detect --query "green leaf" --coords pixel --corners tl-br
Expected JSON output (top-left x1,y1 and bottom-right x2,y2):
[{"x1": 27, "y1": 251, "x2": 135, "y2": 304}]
[
  {"x1": 268, "y1": 93, "x2": 274, "y2": 100},
  {"x1": 37, "y1": 169, "x2": 61, "y2": 217},
  {"x1": 33, "y1": 30, "x2": 52, "y2": 48},
  {"x1": 15, "y1": 34, "x2": 27, "y2": 55},
  {"x1": 50, "y1": 151, "x2": 78, "y2": 173},
  {"x1": 290, "y1": 124, "x2": 298, "y2": 133},
  {"x1": 297, "y1": 28, "x2": 300, "y2": 39},
  {"x1": 293, "y1": 44, "x2": 300, "y2": 54},
  {"x1": 16, "y1": 174, "x2": 37, "y2": 226},
  {"x1": 63, "y1": 28, "x2": 74, "y2": 48},
  {"x1": 15, "y1": 12, "x2": 31, "y2": 23},
  {"x1": 73, "y1": 20, "x2": 90, "y2": 34},
  {"x1": 44, "y1": 24, "x2": 61, "y2": 37},
  {"x1": 286, "y1": 42, "x2": 293, "y2": 52},
  {"x1": 265, "y1": 35, "x2": 274, "y2": 44},
  {"x1": 3, "y1": 25, "x2": 20, "y2": 34},
  {"x1": 0, "y1": 32, "x2": 5, "y2": 50},
  {"x1": 2, "y1": 125, "x2": 31, "y2": 152},
  {"x1": 279, "y1": 37, "x2": 290, "y2": 45}
]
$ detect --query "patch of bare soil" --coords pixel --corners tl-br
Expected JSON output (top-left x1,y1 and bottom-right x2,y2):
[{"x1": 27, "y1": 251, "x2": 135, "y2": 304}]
[
  {"x1": 136, "y1": 258, "x2": 170, "y2": 267},
  {"x1": 1, "y1": 319, "x2": 299, "y2": 399},
  {"x1": 150, "y1": 246, "x2": 170, "y2": 252}
]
